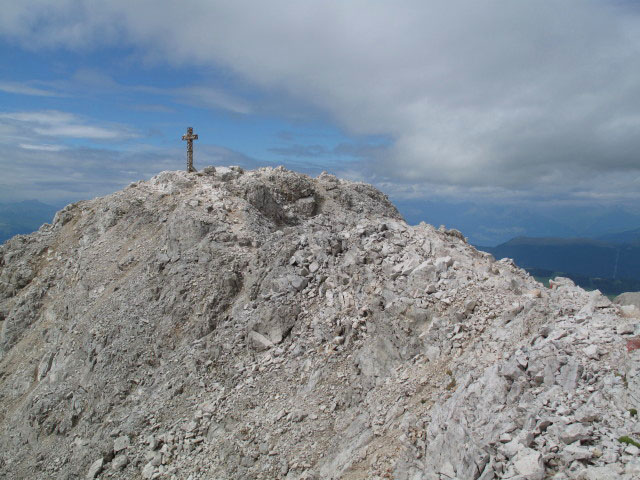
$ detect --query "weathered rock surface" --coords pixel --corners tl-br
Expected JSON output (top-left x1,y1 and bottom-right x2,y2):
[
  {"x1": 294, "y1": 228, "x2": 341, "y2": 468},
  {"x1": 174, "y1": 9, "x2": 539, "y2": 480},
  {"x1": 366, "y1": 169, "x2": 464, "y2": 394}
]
[
  {"x1": 1, "y1": 166, "x2": 639, "y2": 479},
  {"x1": 615, "y1": 292, "x2": 640, "y2": 309}
]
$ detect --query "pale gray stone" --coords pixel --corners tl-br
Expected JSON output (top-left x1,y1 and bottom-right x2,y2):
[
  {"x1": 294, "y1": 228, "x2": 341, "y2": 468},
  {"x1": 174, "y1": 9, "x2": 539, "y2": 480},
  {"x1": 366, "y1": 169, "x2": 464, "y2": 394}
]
[
  {"x1": 558, "y1": 423, "x2": 590, "y2": 444},
  {"x1": 86, "y1": 458, "x2": 103, "y2": 479},
  {"x1": 614, "y1": 292, "x2": 640, "y2": 310},
  {"x1": 618, "y1": 323, "x2": 635, "y2": 335},
  {"x1": 558, "y1": 360, "x2": 583, "y2": 392},
  {"x1": 624, "y1": 445, "x2": 640, "y2": 456},
  {"x1": 575, "y1": 406, "x2": 600, "y2": 423},
  {"x1": 149, "y1": 451, "x2": 162, "y2": 466},
  {"x1": 290, "y1": 275, "x2": 308, "y2": 291},
  {"x1": 562, "y1": 444, "x2": 593, "y2": 462},
  {"x1": 141, "y1": 462, "x2": 156, "y2": 479},
  {"x1": 512, "y1": 449, "x2": 544, "y2": 480},
  {"x1": 248, "y1": 330, "x2": 274, "y2": 351},
  {"x1": 435, "y1": 256, "x2": 453, "y2": 272},
  {"x1": 583, "y1": 344, "x2": 600, "y2": 359},
  {"x1": 113, "y1": 435, "x2": 130, "y2": 453},
  {"x1": 111, "y1": 454, "x2": 129, "y2": 471}
]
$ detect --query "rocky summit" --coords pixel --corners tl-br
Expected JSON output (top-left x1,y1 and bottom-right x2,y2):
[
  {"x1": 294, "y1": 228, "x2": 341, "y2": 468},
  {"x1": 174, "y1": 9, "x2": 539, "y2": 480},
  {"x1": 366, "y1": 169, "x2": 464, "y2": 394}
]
[{"x1": 1, "y1": 166, "x2": 640, "y2": 480}]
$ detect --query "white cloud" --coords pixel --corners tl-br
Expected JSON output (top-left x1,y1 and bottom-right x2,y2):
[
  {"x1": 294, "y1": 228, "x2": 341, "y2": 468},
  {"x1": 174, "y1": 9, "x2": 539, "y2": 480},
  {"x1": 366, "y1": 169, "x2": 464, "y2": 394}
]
[
  {"x1": 0, "y1": 110, "x2": 137, "y2": 140},
  {"x1": 0, "y1": 81, "x2": 61, "y2": 97},
  {"x1": 1, "y1": 111, "x2": 77, "y2": 124},
  {"x1": 33, "y1": 124, "x2": 125, "y2": 139},
  {"x1": 2, "y1": 1, "x2": 640, "y2": 199},
  {"x1": 19, "y1": 143, "x2": 66, "y2": 151}
]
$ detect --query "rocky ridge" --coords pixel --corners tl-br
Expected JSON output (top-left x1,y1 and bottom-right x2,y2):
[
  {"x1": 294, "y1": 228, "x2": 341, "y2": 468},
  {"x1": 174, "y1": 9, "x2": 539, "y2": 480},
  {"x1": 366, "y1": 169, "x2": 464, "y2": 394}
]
[{"x1": 1, "y1": 166, "x2": 639, "y2": 479}]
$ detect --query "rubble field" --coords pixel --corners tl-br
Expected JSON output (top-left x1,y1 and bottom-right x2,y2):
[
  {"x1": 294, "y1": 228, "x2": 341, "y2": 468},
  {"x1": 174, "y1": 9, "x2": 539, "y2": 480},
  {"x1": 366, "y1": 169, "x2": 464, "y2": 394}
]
[{"x1": 1, "y1": 166, "x2": 639, "y2": 479}]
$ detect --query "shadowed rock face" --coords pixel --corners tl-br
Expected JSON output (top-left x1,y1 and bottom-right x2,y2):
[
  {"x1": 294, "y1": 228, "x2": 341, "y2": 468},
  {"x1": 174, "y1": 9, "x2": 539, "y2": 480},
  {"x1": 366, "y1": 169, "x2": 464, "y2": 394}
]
[{"x1": 0, "y1": 166, "x2": 638, "y2": 479}]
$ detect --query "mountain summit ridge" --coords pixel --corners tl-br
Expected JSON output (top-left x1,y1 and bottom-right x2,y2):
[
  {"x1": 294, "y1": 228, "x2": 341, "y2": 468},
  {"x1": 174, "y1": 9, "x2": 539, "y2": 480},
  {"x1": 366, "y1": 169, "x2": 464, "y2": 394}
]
[{"x1": 0, "y1": 166, "x2": 638, "y2": 479}]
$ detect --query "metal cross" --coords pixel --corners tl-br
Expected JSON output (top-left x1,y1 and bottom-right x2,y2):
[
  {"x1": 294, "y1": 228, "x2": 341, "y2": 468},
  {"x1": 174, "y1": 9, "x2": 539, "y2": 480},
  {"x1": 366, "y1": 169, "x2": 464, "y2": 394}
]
[{"x1": 182, "y1": 127, "x2": 198, "y2": 172}]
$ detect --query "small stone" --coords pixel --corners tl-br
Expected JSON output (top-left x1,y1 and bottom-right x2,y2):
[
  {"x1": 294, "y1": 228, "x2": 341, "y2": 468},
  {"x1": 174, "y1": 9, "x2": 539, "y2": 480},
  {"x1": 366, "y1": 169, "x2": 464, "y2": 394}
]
[
  {"x1": 87, "y1": 458, "x2": 103, "y2": 479},
  {"x1": 435, "y1": 256, "x2": 453, "y2": 272},
  {"x1": 290, "y1": 275, "x2": 308, "y2": 291},
  {"x1": 562, "y1": 444, "x2": 593, "y2": 462},
  {"x1": 248, "y1": 330, "x2": 274, "y2": 351},
  {"x1": 112, "y1": 454, "x2": 129, "y2": 471},
  {"x1": 625, "y1": 445, "x2": 640, "y2": 456},
  {"x1": 498, "y1": 439, "x2": 521, "y2": 459},
  {"x1": 147, "y1": 435, "x2": 159, "y2": 450},
  {"x1": 515, "y1": 355, "x2": 528, "y2": 369},
  {"x1": 602, "y1": 450, "x2": 620, "y2": 464},
  {"x1": 558, "y1": 423, "x2": 590, "y2": 444},
  {"x1": 512, "y1": 449, "x2": 544, "y2": 480},
  {"x1": 149, "y1": 451, "x2": 162, "y2": 466},
  {"x1": 309, "y1": 262, "x2": 320, "y2": 273},
  {"x1": 464, "y1": 299, "x2": 477, "y2": 313},
  {"x1": 575, "y1": 406, "x2": 600, "y2": 423},
  {"x1": 501, "y1": 360, "x2": 523, "y2": 381},
  {"x1": 536, "y1": 419, "x2": 553, "y2": 433},
  {"x1": 113, "y1": 435, "x2": 130, "y2": 453},
  {"x1": 583, "y1": 344, "x2": 600, "y2": 359},
  {"x1": 618, "y1": 323, "x2": 635, "y2": 335},
  {"x1": 141, "y1": 462, "x2": 156, "y2": 479}
]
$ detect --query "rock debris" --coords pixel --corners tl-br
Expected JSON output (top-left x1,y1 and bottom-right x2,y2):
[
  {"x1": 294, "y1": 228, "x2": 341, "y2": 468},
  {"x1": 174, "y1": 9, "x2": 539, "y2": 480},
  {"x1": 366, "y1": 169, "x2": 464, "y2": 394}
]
[{"x1": 0, "y1": 166, "x2": 639, "y2": 479}]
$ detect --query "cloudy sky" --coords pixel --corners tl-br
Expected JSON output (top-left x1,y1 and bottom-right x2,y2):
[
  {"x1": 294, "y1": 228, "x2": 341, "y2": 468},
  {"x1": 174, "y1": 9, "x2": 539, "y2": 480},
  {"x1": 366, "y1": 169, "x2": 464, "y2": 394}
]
[{"x1": 2, "y1": 1, "x2": 640, "y2": 244}]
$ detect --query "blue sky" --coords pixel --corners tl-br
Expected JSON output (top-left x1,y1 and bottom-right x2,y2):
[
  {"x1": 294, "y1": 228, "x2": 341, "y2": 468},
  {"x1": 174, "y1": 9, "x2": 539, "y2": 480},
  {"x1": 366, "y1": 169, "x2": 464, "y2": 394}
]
[{"x1": 2, "y1": 1, "x2": 640, "y2": 244}]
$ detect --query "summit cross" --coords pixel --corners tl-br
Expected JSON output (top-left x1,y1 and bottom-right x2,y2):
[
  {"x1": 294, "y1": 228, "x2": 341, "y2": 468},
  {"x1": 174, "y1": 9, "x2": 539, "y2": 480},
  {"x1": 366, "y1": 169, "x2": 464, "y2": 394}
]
[{"x1": 182, "y1": 127, "x2": 198, "y2": 172}]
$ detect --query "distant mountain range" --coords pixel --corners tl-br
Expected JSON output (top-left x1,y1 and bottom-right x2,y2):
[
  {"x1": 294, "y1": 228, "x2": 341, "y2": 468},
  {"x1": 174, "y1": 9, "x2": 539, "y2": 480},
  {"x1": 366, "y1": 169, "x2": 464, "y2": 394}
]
[
  {"x1": 597, "y1": 227, "x2": 640, "y2": 246},
  {"x1": 0, "y1": 200, "x2": 59, "y2": 244},
  {"x1": 478, "y1": 229, "x2": 640, "y2": 295},
  {"x1": 395, "y1": 198, "x2": 640, "y2": 246}
]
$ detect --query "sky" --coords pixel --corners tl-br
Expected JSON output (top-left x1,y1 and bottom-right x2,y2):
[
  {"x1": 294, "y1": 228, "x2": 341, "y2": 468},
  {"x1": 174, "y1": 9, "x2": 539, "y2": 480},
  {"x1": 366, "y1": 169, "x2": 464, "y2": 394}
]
[{"x1": 2, "y1": 1, "x2": 640, "y2": 245}]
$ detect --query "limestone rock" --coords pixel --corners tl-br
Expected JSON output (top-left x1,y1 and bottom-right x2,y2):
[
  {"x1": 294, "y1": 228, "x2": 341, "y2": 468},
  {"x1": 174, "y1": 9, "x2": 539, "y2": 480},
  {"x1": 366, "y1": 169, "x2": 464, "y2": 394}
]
[
  {"x1": 512, "y1": 449, "x2": 544, "y2": 480},
  {"x1": 141, "y1": 462, "x2": 155, "y2": 479},
  {"x1": 111, "y1": 454, "x2": 129, "y2": 471},
  {"x1": 0, "y1": 167, "x2": 636, "y2": 480},
  {"x1": 614, "y1": 292, "x2": 640, "y2": 310},
  {"x1": 557, "y1": 423, "x2": 591, "y2": 444},
  {"x1": 86, "y1": 458, "x2": 103, "y2": 479},
  {"x1": 113, "y1": 435, "x2": 130, "y2": 453}
]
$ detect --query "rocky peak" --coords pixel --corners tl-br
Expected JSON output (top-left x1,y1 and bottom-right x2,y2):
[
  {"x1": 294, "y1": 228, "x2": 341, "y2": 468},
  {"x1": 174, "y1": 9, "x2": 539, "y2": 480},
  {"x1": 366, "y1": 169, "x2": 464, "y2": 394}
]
[{"x1": 0, "y1": 167, "x2": 639, "y2": 479}]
